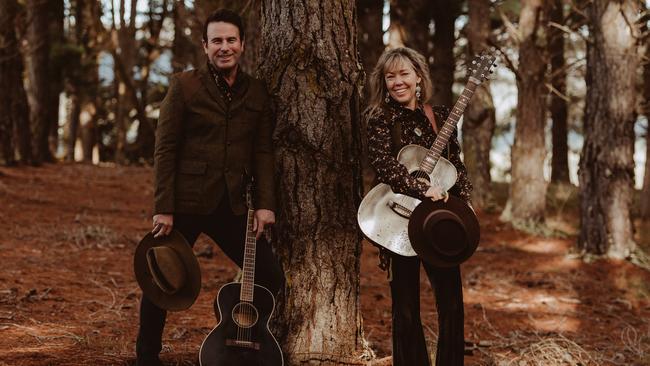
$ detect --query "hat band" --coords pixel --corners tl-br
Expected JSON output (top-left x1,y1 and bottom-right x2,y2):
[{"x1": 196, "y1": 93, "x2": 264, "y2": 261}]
[{"x1": 146, "y1": 249, "x2": 179, "y2": 295}]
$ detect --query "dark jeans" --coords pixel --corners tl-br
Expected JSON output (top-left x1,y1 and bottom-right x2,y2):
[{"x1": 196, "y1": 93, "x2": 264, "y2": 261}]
[
  {"x1": 136, "y1": 198, "x2": 285, "y2": 361},
  {"x1": 390, "y1": 254, "x2": 464, "y2": 366}
]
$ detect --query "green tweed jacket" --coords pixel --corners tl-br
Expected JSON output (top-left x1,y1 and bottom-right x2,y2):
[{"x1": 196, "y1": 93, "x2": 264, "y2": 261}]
[{"x1": 153, "y1": 64, "x2": 276, "y2": 216}]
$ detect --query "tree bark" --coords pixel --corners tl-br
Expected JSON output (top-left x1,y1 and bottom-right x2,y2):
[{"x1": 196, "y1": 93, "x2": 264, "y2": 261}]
[
  {"x1": 462, "y1": 0, "x2": 496, "y2": 210},
  {"x1": 501, "y1": 0, "x2": 548, "y2": 226},
  {"x1": 259, "y1": 1, "x2": 370, "y2": 364},
  {"x1": 26, "y1": 0, "x2": 52, "y2": 164},
  {"x1": 579, "y1": 0, "x2": 640, "y2": 258},
  {"x1": 549, "y1": 0, "x2": 570, "y2": 183}
]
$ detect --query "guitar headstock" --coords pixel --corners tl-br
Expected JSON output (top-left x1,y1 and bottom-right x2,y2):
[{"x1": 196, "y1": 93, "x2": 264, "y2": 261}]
[{"x1": 468, "y1": 51, "x2": 497, "y2": 84}]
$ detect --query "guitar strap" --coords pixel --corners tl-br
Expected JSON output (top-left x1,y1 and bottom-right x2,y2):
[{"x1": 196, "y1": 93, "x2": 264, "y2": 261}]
[{"x1": 423, "y1": 104, "x2": 439, "y2": 134}]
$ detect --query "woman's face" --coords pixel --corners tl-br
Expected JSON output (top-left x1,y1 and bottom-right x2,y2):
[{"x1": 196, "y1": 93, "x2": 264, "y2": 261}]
[{"x1": 384, "y1": 59, "x2": 421, "y2": 110}]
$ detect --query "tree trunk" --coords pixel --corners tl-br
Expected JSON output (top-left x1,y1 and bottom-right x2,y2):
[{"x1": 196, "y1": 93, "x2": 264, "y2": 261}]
[
  {"x1": 0, "y1": 0, "x2": 19, "y2": 164},
  {"x1": 171, "y1": 0, "x2": 194, "y2": 73},
  {"x1": 65, "y1": 86, "x2": 81, "y2": 162},
  {"x1": 501, "y1": 0, "x2": 548, "y2": 226},
  {"x1": 47, "y1": 0, "x2": 65, "y2": 159},
  {"x1": 26, "y1": 0, "x2": 52, "y2": 164},
  {"x1": 639, "y1": 12, "x2": 650, "y2": 219},
  {"x1": 79, "y1": 0, "x2": 100, "y2": 164},
  {"x1": 549, "y1": 0, "x2": 570, "y2": 183},
  {"x1": 111, "y1": 0, "x2": 137, "y2": 164},
  {"x1": 578, "y1": 0, "x2": 640, "y2": 258},
  {"x1": 462, "y1": 0, "x2": 496, "y2": 210},
  {"x1": 390, "y1": 0, "x2": 430, "y2": 52},
  {"x1": 239, "y1": 0, "x2": 262, "y2": 75},
  {"x1": 259, "y1": 1, "x2": 370, "y2": 364},
  {"x1": 357, "y1": 0, "x2": 384, "y2": 98},
  {"x1": 430, "y1": 0, "x2": 459, "y2": 106},
  {"x1": 357, "y1": 0, "x2": 384, "y2": 192}
]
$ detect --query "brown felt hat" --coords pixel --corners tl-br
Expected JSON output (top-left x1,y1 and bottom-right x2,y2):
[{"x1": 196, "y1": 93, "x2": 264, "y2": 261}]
[
  {"x1": 134, "y1": 230, "x2": 201, "y2": 311},
  {"x1": 408, "y1": 196, "x2": 480, "y2": 267}
]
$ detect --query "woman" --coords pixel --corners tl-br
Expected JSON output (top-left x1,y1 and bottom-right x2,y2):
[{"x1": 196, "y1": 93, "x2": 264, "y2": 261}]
[{"x1": 365, "y1": 47, "x2": 472, "y2": 366}]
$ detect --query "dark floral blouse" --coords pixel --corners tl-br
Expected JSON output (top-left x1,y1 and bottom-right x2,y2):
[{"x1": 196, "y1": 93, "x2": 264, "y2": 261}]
[{"x1": 367, "y1": 100, "x2": 473, "y2": 203}]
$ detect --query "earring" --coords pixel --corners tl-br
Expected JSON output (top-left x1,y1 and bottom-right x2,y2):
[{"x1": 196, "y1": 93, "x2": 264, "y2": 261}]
[
  {"x1": 385, "y1": 91, "x2": 390, "y2": 103},
  {"x1": 415, "y1": 84, "x2": 421, "y2": 101}
]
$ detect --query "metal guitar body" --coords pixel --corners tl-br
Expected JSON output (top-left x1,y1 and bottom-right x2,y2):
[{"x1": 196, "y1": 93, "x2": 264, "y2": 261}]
[{"x1": 357, "y1": 144, "x2": 457, "y2": 256}]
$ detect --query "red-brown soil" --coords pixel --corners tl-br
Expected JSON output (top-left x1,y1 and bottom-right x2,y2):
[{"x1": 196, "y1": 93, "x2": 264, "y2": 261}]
[{"x1": 1, "y1": 164, "x2": 649, "y2": 365}]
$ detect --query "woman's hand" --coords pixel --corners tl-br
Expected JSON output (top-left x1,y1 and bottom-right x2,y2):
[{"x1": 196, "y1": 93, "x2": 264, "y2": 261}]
[{"x1": 425, "y1": 185, "x2": 449, "y2": 202}]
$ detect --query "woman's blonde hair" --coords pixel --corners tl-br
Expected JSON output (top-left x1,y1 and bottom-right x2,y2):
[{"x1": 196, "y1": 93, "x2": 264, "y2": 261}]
[{"x1": 365, "y1": 47, "x2": 433, "y2": 117}]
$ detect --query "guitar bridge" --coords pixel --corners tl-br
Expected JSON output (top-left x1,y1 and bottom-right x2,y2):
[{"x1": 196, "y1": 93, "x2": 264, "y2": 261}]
[
  {"x1": 388, "y1": 200, "x2": 413, "y2": 219},
  {"x1": 226, "y1": 339, "x2": 261, "y2": 350}
]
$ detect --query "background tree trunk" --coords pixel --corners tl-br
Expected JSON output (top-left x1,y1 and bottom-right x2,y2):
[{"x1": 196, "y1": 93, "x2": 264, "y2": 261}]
[
  {"x1": 549, "y1": 0, "x2": 570, "y2": 183},
  {"x1": 357, "y1": 0, "x2": 384, "y2": 192},
  {"x1": 390, "y1": 0, "x2": 458, "y2": 106},
  {"x1": 357, "y1": 0, "x2": 384, "y2": 85},
  {"x1": 0, "y1": 0, "x2": 32, "y2": 165},
  {"x1": 25, "y1": 0, "x2": 52, "y2": 164},
  {"x1": 259, "y1": 1, "x2": 370, "y2": 364},
  {"x1": 462, "y1": 0, "x2": 496, "y2": 210},
  {"x1": 112, "y1": 0, "x2": 137, "y2": 164},
  {"x1": 430, "y1": 0, "x2": 460, "y2": 106},
  {"x1": 579, "y1": 0, "x2": 640, "y2": 258},
  {"x1": 390, "y1": 0, "x2": 430, "y2": 52},
  {"x1": 639, "y1": 11, "x2": 650, "y2": 219},
  {"x1": 501, "y1": 0, "x2": 549, "y2": 227},
  {"x1": 79, "y1": 0, "x2": 101, "y2": 163},
  {"x1": 47, "y1": 0, "x2": 64, "y2": 159}
]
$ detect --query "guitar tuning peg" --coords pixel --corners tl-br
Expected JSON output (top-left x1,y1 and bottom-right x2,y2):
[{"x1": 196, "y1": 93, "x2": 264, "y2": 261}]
[{"x1": 472, "y1": 60, "x2": 476, "y2": 64}]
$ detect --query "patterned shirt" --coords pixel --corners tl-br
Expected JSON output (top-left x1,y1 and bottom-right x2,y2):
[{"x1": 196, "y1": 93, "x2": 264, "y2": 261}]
[
  {"x1": 367, "y1": 100, "x2": 473, "y2": 203},
  {"x1": 207, "y1": 62, "x2": 235, "y2": 103}
]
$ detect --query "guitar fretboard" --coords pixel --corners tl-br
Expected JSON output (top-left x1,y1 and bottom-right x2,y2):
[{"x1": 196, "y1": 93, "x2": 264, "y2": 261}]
[
  {"x1": 240, "y1": 208, "x2": 256, "y2": 302},
  {"x1": 420, "y1": 79, "x2": 479, "y2": 173}
]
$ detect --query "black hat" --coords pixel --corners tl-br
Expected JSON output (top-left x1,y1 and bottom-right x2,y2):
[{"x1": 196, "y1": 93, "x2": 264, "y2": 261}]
[
  {"x1": 408, "y1": 196, "x2": 480, "y2": 267},
  {"x1": 134, "y1": 230, "x2": 201, "y2": 311}
]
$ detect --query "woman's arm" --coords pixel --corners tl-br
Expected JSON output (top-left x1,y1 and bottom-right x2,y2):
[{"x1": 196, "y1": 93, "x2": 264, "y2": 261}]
[{"x1": 367, "y1": 113, "x2": 429, "y2": 199}]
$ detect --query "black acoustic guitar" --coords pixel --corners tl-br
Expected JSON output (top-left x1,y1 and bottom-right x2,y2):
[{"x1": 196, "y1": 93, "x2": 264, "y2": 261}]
[{"x1": 199, "y1": 182, "x2": 283, "y2": 366}]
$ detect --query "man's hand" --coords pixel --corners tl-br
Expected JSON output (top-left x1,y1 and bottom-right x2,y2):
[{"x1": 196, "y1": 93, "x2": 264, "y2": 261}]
[
  {"x1": 253, "y1": 209, "x2": 275, "y2": 240},
  {"x1": 152, "y1": 214, "x2": 174, "y2": 238},
  {"x1": 425, "y1": 185, "x2": 449, "y2": 203}
]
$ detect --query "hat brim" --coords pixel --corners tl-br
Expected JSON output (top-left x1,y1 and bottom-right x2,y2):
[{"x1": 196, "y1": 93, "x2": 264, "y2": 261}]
[
  {"x1": 408, "y1": 196, "x2": 480, "y2": 267},
  {"x1": 134, "y1": 230, "x2": 201, "y2": 311}
]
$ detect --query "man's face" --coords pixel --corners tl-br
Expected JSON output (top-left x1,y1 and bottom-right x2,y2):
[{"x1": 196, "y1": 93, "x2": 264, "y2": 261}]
[{"x1": 203, "y1": 21, "x2": 244, "y2": 72}]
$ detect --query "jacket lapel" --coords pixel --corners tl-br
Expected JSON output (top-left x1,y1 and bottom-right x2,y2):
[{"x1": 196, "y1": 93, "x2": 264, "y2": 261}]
[
  {"x1": 198, "y1": 64, "x2": 227, "y2": 112},
  {"x1": 230, "y1": 72, "x2": 250, "y2": 113}
]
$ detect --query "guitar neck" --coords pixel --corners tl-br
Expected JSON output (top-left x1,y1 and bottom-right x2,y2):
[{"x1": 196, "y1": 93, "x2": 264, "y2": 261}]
[
  {"x1": 420, "y1": 78, "x2": 480, "y2": 173},
  {"x1": 240, "y1": 208, "x2": 256, "y2": 302}
]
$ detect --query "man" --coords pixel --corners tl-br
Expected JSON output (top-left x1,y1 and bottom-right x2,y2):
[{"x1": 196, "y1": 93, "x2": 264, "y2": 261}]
[{"x1": 136, "y1": 9, "x2": 285, "y2": 366}]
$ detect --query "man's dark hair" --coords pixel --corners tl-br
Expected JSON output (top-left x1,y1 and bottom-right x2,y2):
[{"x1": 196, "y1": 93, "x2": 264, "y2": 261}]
[{"x1": 202, "y1": 9, "x2": 245, "y2": 42}]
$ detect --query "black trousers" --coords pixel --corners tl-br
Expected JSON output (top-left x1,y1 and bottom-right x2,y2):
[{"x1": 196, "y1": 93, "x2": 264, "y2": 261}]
[
  {"x1": 136, "y1": 198, "x2": 285, "y2": 361},
  {"x1": 390, "y1": 254, "x2": 464, "y2": 366}
]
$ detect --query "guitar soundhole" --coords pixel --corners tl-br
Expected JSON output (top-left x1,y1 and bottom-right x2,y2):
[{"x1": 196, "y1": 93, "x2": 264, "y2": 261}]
[
  {"x1": 232, "y1": 302, "x2": 259, "y2": 328},
  {"x1": 411, "y1": 170, "x2": 430, "y2": 185}
]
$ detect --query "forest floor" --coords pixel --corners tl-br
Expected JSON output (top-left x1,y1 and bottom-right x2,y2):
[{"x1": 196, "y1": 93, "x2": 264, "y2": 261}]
[{"x1": 1, "y1": 163, "x2": 650, "y2": 366}]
